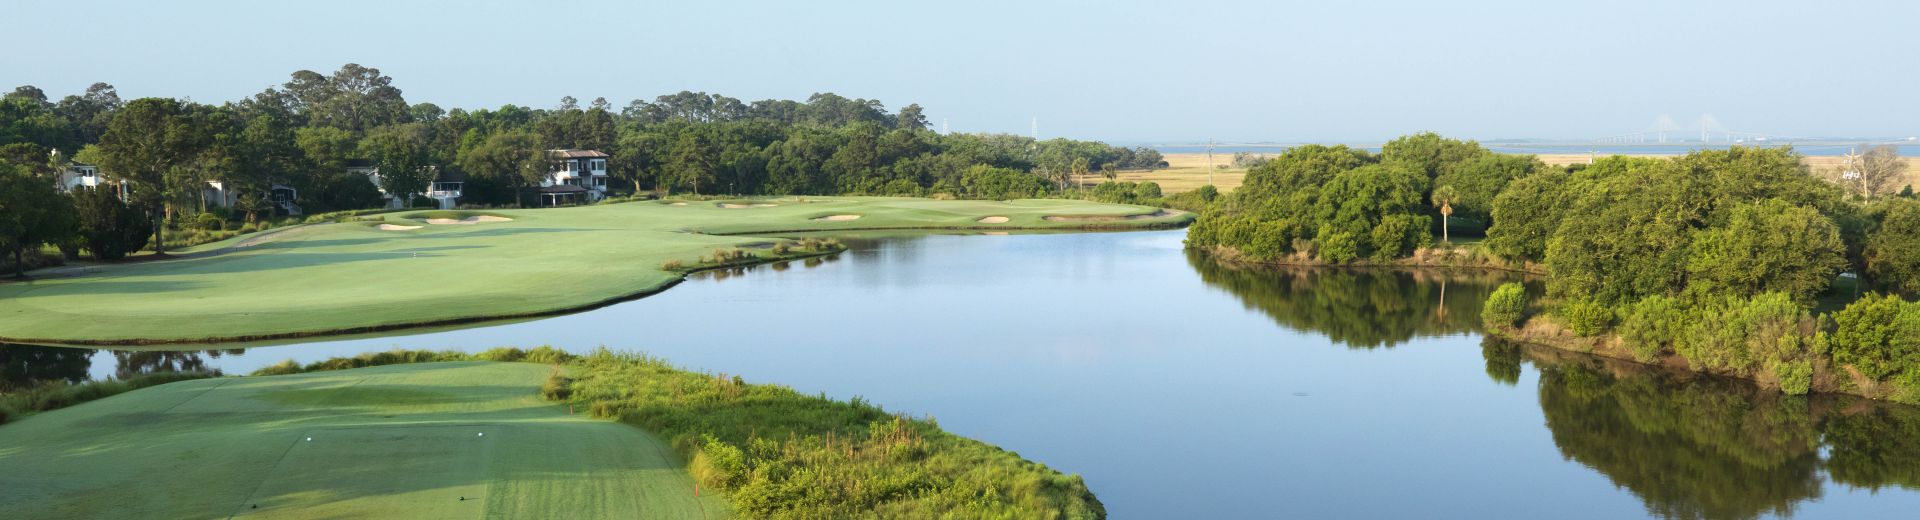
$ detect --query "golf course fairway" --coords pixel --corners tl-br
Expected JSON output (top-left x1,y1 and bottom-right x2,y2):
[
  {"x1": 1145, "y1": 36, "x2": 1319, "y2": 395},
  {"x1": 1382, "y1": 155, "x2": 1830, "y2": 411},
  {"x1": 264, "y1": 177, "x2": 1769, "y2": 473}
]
[
  {"x1": 0, "y1": 197, "x2": 1188, "y2": 345},
  {"x1": 0, "y1": 361, "x2": 728, "y2": 519}
]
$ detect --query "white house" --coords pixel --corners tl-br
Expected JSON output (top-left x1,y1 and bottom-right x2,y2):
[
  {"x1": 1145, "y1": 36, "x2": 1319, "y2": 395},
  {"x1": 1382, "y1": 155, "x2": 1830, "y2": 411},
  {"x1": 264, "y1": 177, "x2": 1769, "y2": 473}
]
[
  {"x1": 351, "y1": 159, "x2": 464, "y2": 210},
  {"x1": 57, "y1": 163, "x2": 104, "y2": 192},
  {"x1": 536, "y1": 149, "x2": 609, "y2": 206},
  {"x1": 201, "y1": 181, "x2": 301, "y2": 215}
]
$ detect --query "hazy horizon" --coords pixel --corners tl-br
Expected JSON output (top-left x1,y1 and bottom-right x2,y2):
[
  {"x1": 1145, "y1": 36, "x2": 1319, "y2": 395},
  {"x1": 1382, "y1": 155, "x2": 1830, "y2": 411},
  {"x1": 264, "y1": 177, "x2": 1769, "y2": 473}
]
[{"x1": 8, "y1": 0, "x2": 1917, "y2": 143}]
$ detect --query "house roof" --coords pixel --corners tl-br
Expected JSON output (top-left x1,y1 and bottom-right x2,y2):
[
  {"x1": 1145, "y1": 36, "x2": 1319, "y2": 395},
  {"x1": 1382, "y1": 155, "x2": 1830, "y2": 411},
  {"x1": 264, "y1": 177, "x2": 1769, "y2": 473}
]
[
  {"x1": 549, "y1": 149, "x2": 610, "y2": 158},
  {"x1": 434, "y1": 169, "x2": 467, "y2": 182},
  {"x1": 536, "y1": 184, "x2": 590, "y2": 194}
]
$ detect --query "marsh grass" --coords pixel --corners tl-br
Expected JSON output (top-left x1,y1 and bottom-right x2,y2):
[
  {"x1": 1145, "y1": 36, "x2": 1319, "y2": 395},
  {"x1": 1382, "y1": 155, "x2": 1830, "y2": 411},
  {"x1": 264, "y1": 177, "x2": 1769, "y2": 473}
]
[{"x1": 564, "y1": 349, "x2": 1105, "y2": 519}]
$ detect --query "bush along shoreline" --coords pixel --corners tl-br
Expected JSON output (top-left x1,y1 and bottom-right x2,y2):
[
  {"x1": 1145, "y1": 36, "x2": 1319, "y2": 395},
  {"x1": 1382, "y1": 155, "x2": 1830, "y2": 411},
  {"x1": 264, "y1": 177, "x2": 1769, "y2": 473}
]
[
  {"x1": 254, "y1": 347, "x2": 1107, "y2": 519},
  {"x1": 1186, "y1": 133, "x2": 1920, "y2": 404},
  {"x1": 1483, "y1": 283, "x2": 1920, "y2": 403}
]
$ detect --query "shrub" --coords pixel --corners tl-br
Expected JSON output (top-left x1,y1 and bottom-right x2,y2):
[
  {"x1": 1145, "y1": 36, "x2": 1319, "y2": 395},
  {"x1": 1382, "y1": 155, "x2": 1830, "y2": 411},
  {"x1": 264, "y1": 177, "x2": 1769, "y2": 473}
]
[
  {"x1": 72, "y1": 187, "x2": 152, "y2": 260},
  {"x1": 1619, "y1": 295, "x2": 1683, "y2": 361},
  {"x1": 1829, "y1": 294, "x2": 1920, "y2": 381},
  {"x1": 1769, "y1": 359, "x2": 1814, "y2": 395},
  {"x1": 1483, "y1": 282, "x2": 1528, "y2": 328},
  {"x1": 659, "y1": 259, "x2": 685, "y2": 271},
  {"x1": 192, "y1": 212, "x2": 225, "y2": 231},
  {"x1": 1675, "y1": 293, "x2": 1815, "y2": 376},
  {"x1": 1560, "y1": 299, "x2": 1612, "y2": 337},
  {"x1": 692, "y1": 434, "x2": 748, "y2": 489},
  {"x1": 540, "y1": 368, "x2": 573, "y2": 400}
]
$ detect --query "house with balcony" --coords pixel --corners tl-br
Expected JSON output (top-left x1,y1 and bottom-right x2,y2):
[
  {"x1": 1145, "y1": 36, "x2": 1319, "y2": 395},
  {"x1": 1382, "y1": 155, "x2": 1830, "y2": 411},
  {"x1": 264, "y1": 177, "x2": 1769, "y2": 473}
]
[
  {"x1": 537, "y1": 149, "x2": 610, "y2": 206},
  {"x1": 351, "y1": 159, "x2": 463, "y2": 209},
  {"x1": 56, "y1": 162, "x2": 133, "y2": 200},
  {"x1": 201, "y1": 181, "x2": 301, "y2": 215}
]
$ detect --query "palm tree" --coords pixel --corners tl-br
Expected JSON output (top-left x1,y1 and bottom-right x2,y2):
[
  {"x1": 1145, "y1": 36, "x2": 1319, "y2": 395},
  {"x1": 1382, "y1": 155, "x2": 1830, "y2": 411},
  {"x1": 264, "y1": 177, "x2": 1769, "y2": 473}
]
[{"x1": 1431, "y1": 185, "x2": 1459, "y2": 244}]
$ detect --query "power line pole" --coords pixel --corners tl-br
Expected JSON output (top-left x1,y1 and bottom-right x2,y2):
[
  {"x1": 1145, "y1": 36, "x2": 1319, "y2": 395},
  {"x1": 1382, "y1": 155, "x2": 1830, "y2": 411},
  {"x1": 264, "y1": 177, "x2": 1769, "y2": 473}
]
[{"x1": 1206, "y1": 138, "x2": 1216, "y2": 186}]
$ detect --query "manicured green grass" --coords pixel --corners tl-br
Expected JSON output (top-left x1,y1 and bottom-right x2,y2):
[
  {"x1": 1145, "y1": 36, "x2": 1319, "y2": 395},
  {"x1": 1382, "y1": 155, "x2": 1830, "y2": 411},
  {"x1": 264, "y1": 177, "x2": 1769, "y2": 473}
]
[
  {"x1": 0, "y1": 361, "x2": 728, "y2": 519},
  {"x1": 0, "y1": 197, "x2": 1189, "y2": 344}
]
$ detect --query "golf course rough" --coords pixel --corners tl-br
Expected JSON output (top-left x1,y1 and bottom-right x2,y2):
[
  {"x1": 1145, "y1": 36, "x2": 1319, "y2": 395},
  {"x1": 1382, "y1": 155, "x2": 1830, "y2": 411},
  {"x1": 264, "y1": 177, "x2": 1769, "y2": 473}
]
[
  {"x1": 0, "y1": 197, "x2": 1188, "y2": 345},
  {"x1": 0, "y1": 361, "x2": 730, "y2": 519}
]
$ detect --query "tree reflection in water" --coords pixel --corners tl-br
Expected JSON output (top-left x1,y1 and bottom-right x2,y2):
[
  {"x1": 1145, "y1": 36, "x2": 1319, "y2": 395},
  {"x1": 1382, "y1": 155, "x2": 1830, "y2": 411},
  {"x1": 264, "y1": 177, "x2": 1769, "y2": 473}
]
[
  {"x1": 0, "y1": 344, "x2": 95, "y2": 392},
  {"x1": 1186, "y1": 253, "x2": 1920, "y2": 520},
  {"x1": 1186, "y1": 250, "x2": 1530, "y2": 348},
  {"x1": 1506, "y1": 339, "x2": 1920, "y2": 520}
]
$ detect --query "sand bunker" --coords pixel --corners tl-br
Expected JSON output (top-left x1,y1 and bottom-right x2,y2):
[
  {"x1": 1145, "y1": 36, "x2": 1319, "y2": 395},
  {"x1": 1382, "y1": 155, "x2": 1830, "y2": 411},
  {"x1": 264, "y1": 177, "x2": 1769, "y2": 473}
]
[
  {"x1": 813, "y1": 214, "x2": 861, "y2": 221},
  {"x1": 718, "y1": 203, "x2": 779, "y2": 209},
  {"x1": 378, "y1": 224, "x2": 422, "y2": 231},
  {"x1": 669, "y1": 202, "x2": 688, "y2": 206},
  {"x1": 977, "y1": 216, "x2": 1010, "y2": 224},
  {"x1": 1041, "y1": 209, "x2": 1180, "y2": 222},
  {"x1": 425, "y1": 216, "x2": 513, "y2": 225}
]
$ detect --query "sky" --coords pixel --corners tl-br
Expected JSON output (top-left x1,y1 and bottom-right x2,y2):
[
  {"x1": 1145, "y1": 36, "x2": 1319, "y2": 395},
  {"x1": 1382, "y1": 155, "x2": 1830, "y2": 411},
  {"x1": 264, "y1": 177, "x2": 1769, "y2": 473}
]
[{"x1": 7, "y1": 0, "x2": 1918, "y2": 143}]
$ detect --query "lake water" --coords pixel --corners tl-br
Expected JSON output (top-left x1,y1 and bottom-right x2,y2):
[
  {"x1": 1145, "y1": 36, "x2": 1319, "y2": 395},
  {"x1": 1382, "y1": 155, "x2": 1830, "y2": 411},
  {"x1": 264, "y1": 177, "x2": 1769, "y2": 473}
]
[{"x1": 8, "y1": 229, "x2": 1920, "y2": 519}]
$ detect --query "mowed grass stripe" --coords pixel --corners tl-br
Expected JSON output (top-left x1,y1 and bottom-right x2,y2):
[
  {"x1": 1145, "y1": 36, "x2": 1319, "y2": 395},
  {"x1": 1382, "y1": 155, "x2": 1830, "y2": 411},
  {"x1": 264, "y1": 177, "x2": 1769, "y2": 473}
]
[
  {"x1": 0, "y1": 362, "x2": 729, "y2": 519},
  {"x1": 0, "y1": 197, "x2": 1189, "y2": 344}
]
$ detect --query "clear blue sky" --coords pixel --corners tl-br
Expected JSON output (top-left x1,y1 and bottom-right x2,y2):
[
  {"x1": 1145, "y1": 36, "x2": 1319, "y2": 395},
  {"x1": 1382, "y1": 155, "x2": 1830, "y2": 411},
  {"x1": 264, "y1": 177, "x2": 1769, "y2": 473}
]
[{"x1": 8, "y1": 0, "x2": 1916, "y2": 142}]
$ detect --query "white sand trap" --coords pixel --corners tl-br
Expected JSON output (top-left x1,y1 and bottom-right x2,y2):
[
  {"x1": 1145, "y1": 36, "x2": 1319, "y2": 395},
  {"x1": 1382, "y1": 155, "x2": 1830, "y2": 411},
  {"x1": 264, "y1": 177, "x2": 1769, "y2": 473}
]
[
  {"x1": 718, "y1": 203, "x2": 779, "y2": 209},
  {"x1": 1041, "y1": 209, "x2": 1179, "y2": 222},
  {"x1": 977, "y1": 216, "x2": 1010, "y2": 224},
  {"x1": 669, "y1": 202, "x2": 688, "y2": 206},
  {"x1": 378, "y1": 224, "x2": 422, "y2": 231},
  {"x1": 813, "y1": 214, "x2": 861, "y2": 221},
  {"x1": 425, "y1": 216, "x2": 514, "y2": 225}
]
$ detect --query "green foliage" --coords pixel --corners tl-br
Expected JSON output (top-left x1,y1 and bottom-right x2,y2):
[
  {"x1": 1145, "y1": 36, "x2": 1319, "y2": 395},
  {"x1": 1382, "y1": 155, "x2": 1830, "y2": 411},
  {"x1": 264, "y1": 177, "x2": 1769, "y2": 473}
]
[
  {"x1": 1864, "y1": 198, "x2": 1920, "y2": 295},
  {"x1": 0, "y1": 161, "x2": 78, "y2": 275},
  {"x1": 1683, "y1": 198, "x2": 1847, "y2": 302},
  {"x1": 1483, "y1": 282, "x2": 1528, "y2": 328},
  {"x1": 1619, "y1": 295, "x2": 1683, "y2": 362},
  {"x1": 559, "y1": 349, "x2": 1104, "y2": 519},
  {"x1": 70, "y1": 186, "x2": 150, "y2": 260},
  {"x1": 1674, "y1": 293, "x2": 1814, "y2": 376},
  {"x1": 1432, "y1": 153, "x2": 1538, "y2": 224},
  {"x1": 1828, "y1": 294, "x2": 1920, "y2": 382},
  {"x1": 1559, "y1": 299, "x2": 1612, "y2": 336}
]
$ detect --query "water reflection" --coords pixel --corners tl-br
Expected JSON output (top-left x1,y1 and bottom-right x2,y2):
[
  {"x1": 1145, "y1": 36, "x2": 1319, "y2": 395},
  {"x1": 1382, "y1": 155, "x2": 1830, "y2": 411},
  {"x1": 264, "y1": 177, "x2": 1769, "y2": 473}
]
[
  {"x1": 0, "y1": 346, "x2": 236, "y2": 390},
  {"x1": 1506, "y1": 339, "x2": 1920, "y2": 520},
  {"x1": 0, "y1": 344, "x2": 94, "y2": 392},
  {"x1": 1186, "y1": 251, "x2": 1529, "y2": 348}
]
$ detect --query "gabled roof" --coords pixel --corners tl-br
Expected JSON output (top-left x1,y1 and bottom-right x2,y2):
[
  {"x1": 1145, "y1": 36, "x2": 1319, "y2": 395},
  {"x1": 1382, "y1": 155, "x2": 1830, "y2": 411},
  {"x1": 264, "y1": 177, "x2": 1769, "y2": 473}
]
[
  {"x1": 434, "y1": 169, "x2": 468, "y2": 182},
  {"x1": 549, "y1": 149, "x2": 609, "y2": 158}
]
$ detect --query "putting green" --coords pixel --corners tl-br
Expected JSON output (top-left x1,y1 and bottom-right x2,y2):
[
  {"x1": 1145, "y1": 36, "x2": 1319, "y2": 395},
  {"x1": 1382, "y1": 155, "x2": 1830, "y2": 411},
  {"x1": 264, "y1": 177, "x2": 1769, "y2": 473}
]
[
  {"x1": 0, "y1": 361, "x2": 728, "y2": 519},
  {"x1": 0, "y1": 197, "x2": 1188, "y2": 344}
]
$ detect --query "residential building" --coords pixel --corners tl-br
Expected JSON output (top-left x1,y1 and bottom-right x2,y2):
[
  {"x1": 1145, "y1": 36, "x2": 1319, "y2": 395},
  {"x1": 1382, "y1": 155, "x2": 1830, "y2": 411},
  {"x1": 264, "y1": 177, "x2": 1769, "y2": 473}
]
[
  {"x1": 352, "y1": 159, "x2": 463, "y2": 210},
  {"x1": 537, "y1": 149, "x2": 609, "y2": 206}
]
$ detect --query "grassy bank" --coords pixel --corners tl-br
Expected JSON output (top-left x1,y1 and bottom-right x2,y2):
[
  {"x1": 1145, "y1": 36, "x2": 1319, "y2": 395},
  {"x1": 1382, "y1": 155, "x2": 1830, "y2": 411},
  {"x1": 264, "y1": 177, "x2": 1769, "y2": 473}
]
[
  {"x1": 0, "y1": 347, "x2": 1104, "y2": 518},
  {"x1": 0, "y1": 356, "x2": 726, "y2": 519},
  {"x1": 0, "y1": 197, "x2": 1190, "y2": 345},
  {"x1": 559, "y1": 349, "x2": 1104, "y2": 519},
  {"x1": 0, "y1": 371, "x2": 215, "y2": 425}
]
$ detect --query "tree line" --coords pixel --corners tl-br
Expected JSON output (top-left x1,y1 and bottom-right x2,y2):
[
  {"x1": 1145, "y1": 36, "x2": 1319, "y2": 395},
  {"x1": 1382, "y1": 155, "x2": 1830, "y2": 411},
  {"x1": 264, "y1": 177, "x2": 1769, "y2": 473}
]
[
  {"x1": 1187, "y1": 132, "x2": 1920, "y2": 399},
  {"x1": 0, "y1": 63, "x2": 1169, "y2": 273}
]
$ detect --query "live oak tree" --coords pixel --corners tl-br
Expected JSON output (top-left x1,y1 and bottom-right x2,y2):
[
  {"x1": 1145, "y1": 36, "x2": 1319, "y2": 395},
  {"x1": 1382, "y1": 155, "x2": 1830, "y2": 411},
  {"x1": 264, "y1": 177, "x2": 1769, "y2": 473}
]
[
  {"x1": 91, "y1": 97, "x2": 205, "y2": 255},
  {"x1": 357, "y1": 124, "x2": 433, "y2": 206},
  {"x1": 0, "y1": 161, "x2": 76, "y2": 277}
]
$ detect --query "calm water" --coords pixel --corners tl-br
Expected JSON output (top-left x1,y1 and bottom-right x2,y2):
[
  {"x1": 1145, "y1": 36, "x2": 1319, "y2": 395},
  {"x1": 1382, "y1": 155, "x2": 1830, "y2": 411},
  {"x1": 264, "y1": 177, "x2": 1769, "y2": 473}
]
[{"x1": 8, "y1": 230, "x2": 1920, "y2": 519}]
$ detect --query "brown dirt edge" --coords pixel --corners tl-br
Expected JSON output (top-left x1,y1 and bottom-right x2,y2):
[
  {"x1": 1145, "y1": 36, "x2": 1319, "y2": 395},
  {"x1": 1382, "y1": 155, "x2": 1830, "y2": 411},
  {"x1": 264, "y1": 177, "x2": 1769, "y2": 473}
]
[
  {"x1": 1487, "y1": 318, "x2": 1891, "y2": 401},
  {"x1": 1197, "y1": 245, "x2": 1547, "y2": 275},
  {"x1": 0, "y1": 247, "x2": 845, "y2": 347},
  {"x1": 703, "y1": 216, "x2": 1196, "y2": 236}
]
